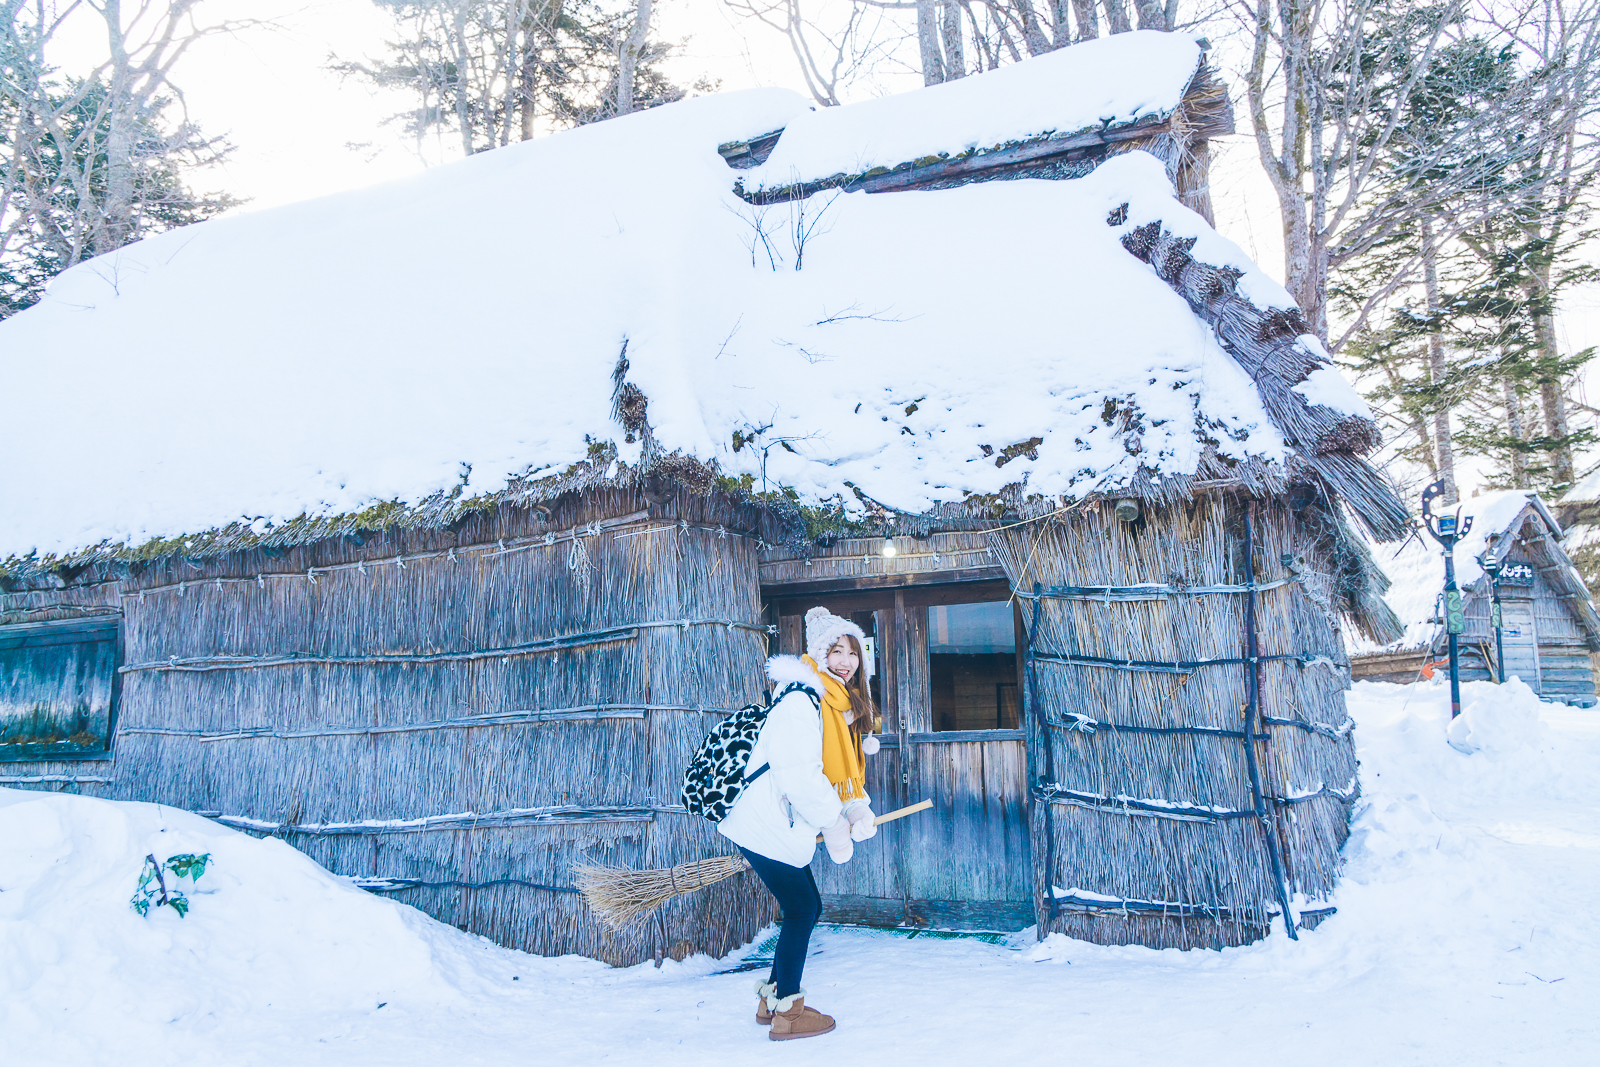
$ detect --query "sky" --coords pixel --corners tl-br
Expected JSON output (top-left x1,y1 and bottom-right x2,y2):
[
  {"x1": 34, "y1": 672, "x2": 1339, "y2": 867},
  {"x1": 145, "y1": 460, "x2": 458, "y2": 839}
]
[{"x1": 43, "y1": 0, "x2": 1600, "y2": 500}]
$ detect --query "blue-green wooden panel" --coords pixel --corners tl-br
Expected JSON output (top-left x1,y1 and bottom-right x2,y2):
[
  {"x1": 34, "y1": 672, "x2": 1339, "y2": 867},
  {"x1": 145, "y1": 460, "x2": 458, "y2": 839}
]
[{"x1": 0, "y1": 618, "x2": 120, "y2": 761}]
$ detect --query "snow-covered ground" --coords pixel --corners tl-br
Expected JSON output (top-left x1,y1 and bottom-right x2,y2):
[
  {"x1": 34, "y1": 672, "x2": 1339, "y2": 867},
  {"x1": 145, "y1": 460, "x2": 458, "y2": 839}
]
[{"x1": 4, "y1": 678, "x2": 1596, "y2": 1065}]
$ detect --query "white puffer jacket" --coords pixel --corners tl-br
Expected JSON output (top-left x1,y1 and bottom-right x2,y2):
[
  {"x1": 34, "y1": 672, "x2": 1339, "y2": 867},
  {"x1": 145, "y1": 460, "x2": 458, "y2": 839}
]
[{"x1": 717, "y1": 655, "x2": 862, "y2": 867}]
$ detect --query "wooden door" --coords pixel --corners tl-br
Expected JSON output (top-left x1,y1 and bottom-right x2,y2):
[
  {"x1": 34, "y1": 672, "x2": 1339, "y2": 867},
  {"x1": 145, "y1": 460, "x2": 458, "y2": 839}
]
[
  {"x1": 784, "y1": 587, "x2": 1032, "y2": 932},
  {"x1": 1500, "y1": 598, "x2": 1542, "y2": 691},
  {"x1": 897, "y1": 595, "x2": 1032, "y2": 930}
]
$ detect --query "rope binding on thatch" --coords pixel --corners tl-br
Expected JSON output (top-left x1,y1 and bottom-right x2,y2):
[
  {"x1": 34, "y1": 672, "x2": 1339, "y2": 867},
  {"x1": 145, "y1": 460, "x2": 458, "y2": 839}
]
[
  {"x1": 118, "y1": 617, "x2": 775, "y2": 674},
  {"x1": 1033, "y1": 780, "x2": 1359, "y2": 823},
  {"x1": 118, "y1": 703, "x2": 743, "y2": 742},
  {"x1": 115, "y1": 511, "x2": 763, "y2": 601},
  {"x1": 1016, "y1": 577, "x2": 1296, "y2": 601}
]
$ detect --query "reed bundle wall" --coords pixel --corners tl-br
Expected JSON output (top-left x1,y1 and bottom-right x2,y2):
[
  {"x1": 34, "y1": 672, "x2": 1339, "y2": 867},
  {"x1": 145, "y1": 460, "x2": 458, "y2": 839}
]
[
  {"x1": 2, "y1": 489, "x2": 776, "y2": 965},
  {"x1": 989, "y1": 493, "x2": 1356, "y2": 949}
]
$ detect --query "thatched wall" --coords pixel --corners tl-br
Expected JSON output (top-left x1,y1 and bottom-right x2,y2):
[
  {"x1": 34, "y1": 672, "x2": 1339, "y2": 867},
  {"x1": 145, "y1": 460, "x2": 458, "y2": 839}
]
[
  {"x1": 989, "y1": 491, "x2": 1356, "y2": 949},
  {"x1": 3, "y1": 488, "x2": 778, "y2": 965}
]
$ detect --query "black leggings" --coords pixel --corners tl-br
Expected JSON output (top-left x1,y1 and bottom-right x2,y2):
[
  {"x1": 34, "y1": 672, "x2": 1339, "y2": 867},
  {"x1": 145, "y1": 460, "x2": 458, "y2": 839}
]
[{"x1": 738, "y1": 846, "x2": 822, "y2": 998}]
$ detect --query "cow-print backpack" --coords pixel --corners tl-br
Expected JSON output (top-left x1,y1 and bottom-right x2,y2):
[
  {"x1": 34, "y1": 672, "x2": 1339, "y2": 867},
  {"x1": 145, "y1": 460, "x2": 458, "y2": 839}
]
[{"x1": 681, "y1": 682, "x2": 820, "y2": 823}]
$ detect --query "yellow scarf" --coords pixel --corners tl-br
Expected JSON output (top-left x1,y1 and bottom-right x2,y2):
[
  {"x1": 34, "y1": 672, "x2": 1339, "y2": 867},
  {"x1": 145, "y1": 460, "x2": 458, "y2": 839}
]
[{"x1": 802, "y1": 655, "x2": 868, "y2": 804}]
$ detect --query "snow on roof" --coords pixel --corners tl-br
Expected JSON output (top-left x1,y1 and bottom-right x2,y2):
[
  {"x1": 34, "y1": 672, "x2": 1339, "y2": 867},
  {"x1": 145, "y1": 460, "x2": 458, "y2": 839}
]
[
  {"x1": 742, "y1": 31, "x2": 1203, "y2": 191},
  {"x1": 0, "y1": 44, "x2": 1322, "y2": 563},
  {"x1": 1560, "y1": 466, "x2": 1600, "y2": 504},
  {"x1": 1355, "y1": 490, "x2": 1552, "y2": 653}
]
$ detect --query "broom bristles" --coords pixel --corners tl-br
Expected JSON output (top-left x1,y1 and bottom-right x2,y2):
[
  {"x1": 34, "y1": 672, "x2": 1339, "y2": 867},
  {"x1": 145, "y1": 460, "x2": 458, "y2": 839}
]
[
  {"x1": 573, "y1": 853, "x2": 751, "y2": 931},
  {"x1": 572, "y1": 803, "x2": 933, "y2": 931}
]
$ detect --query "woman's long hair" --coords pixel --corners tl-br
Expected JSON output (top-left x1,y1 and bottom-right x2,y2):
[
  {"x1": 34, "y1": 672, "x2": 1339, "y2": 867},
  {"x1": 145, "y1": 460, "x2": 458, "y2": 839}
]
[{"x1": 834, "y1": 633, "x2": 878, "y2": 737}]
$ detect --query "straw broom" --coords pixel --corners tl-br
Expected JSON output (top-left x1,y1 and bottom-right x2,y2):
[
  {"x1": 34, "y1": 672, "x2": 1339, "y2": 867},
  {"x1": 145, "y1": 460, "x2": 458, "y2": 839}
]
[{"x1": 573, "y1": 800, "x2": 933, "y2": 930}]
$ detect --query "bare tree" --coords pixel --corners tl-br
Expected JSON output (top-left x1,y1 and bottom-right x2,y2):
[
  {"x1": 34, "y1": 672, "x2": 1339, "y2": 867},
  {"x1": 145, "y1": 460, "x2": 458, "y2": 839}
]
[
  {"x1": 724, "y1": 0, "x2": 1181, "y2": 101},
  {"x1": 336, "y1": 0, "x2": 693, "y2": 155},
  {"x1": 1, "y1": 0, "x2": 247, "y2": 313}
]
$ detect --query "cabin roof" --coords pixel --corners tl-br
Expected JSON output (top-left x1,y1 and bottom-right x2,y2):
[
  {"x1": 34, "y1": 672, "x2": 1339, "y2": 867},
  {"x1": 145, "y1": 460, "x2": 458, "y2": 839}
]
[
  {"x1": 1354, "y1": 491, "x2": 1600, "y2": 654},
  {"x1": 733, "y1": 30, "x2": 1228, "y2": 199},
  {"x1": 0, "y1": 33, "x2": 1398, "y2": 576}
]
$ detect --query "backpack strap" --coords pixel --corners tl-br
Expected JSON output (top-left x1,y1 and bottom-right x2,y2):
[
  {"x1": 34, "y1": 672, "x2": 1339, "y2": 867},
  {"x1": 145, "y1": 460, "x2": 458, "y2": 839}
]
[
  {"x1": 775, "y1": 680, "x2": 822, "y2": 709},
  {"x1": 740, "y1": 684, "x2": 819, "y2": 788}
]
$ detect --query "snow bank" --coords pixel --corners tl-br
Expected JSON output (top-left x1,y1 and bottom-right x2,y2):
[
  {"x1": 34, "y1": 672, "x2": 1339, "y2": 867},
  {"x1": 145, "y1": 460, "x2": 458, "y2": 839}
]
[
  {"x1": 0, "y1": 65, "x2": 1294, "y2": 560},
  {"x1": 7, "y1": 678, "x2": 1598, "y2": 1066},
  {"x1": 1354, "y1": 489, "x2": 1543, "y2": 652},
  {"x1": 741, "y1": 31, "x2": 1201, "y2": 190},
  {"x1": 0, "y1": 789, "x2": 525, "y2": 1057}
]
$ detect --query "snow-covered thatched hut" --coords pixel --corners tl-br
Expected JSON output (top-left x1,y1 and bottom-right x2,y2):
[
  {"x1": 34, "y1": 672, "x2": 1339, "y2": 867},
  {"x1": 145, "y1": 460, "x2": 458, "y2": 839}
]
[
  {"x1": 1, "y1": 32, "x2": 1407, "y2": 960},
  {"x1": 1350, "y1": 491, "x2": 1600, "y2": 705}
]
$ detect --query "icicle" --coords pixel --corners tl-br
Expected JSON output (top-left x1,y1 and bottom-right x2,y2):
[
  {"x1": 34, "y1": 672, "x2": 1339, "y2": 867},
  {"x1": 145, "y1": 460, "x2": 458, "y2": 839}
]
[
  {"x1": 178, "y1": 581, "x2": 185, "y2": 597},
  {"x1": 358, "y1": 559, "x2": 367, "y2": 576},
  {"x1": 256, "y1": 574, "x2": 264, "y2": 588}
]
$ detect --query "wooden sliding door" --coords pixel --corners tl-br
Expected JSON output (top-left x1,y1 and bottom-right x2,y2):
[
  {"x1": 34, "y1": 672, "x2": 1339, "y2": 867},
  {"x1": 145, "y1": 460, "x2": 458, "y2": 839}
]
[{"x1": 771, "y1": 582, "x2": 1032, "y2": 931}]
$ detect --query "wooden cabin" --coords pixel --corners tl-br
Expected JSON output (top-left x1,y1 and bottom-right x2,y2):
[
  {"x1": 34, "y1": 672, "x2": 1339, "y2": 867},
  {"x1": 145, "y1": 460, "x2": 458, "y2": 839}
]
[
  {"x1": 1, "y1": 33, "x2": 1407, "y2": 961},
  {"x1": 1350, "y1": 491, "x2": 1600, "y2": 706}
]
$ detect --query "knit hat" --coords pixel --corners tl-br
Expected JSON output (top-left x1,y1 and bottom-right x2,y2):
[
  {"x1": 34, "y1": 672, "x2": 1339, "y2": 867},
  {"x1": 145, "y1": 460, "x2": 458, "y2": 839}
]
[{"x1": 804, "y1": 606, "x2": 873, "y2": 680}]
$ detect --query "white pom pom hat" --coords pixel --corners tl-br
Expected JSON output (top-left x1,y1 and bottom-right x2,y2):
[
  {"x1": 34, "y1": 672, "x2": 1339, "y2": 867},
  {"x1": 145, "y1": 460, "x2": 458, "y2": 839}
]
[{"x1": 804, "y1": 606, "x2": 874, "y2": 679}]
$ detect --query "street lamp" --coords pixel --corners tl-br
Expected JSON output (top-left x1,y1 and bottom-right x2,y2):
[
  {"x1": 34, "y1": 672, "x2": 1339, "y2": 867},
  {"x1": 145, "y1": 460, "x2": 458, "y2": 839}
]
[
  {"x1": 1478, "y1": 543, "x2": 1506, "y2": 684},
  {"x1": 1421, "y1": 480, "x2": 1473, "y2": 718}
]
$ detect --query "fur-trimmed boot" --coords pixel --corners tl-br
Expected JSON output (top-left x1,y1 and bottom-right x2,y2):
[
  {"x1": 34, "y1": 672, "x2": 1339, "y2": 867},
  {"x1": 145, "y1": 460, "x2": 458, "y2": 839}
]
[
  {"x1": 755, "y1": 981, "x2": 776, "y2": 1025},
  {"x1": 768, "y1": 991, "x2": 835, "y2": 1041}
]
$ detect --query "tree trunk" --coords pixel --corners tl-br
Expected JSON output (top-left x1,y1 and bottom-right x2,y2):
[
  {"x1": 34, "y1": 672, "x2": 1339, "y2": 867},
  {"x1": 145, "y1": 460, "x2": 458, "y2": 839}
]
[
  {"x1": 1071, "y1": 0, "x2": 1098, "y2": 40},
  {"x1": 99, "y1": 0, "x2": 136, "y2": 255},
  {"x1": 1422, "y1": 218, "x2": 1457, "y2": 505},
  {"x1": 453, "y1": 1, "x2": 475, "y2": 155},
  {"x1": 1104, "y1": 0, "x2": 1132, "y2": 33},
  {"x1": 1503, "y1": 375, "x2": 1529, "y2": 489},
  {"x1": 1136, "y1": 0, "x2": 1169, "y2": 30},
  {"x1": 1049, "y1": 0, "x2": 1072, "y2": 46},
  {"x1": 616, "y1": 0, "x2": 654, "y2": 116},
  {"x1": 941, "y1": 0, "x2": 965, "y2": 78},
  {"x1": 917, "y1": 0, "x2": 945, "y2": 84},
  {"x1": 1011, "y1": 0, "x2": 1051, "y2": 55},
  {"x1": 1530, "y1": 262, "x2": 1576, "y2": 488}
]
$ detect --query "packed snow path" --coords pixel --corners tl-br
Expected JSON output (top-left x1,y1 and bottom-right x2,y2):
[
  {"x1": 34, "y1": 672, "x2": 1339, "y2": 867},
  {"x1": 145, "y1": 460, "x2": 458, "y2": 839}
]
[{"x1": 3, "y1": 678, "x2": 1596, "y2": 1066}]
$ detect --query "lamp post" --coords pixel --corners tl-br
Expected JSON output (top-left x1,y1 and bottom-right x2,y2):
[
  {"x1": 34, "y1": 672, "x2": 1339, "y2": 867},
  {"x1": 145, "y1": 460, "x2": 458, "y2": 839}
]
[
  {"x1": 1479, "y1": 545, "x2": 1506, "y2": 684},
  {"x1": 1421, "y1": 480, "x2": 1473, "y2": 718}
]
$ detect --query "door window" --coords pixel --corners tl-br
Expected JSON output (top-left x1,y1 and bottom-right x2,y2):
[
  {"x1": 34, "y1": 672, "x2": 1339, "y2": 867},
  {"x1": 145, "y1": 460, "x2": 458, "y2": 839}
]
[{"x1": 929, "y1": 601, "x2": 1019, "y2": 731}]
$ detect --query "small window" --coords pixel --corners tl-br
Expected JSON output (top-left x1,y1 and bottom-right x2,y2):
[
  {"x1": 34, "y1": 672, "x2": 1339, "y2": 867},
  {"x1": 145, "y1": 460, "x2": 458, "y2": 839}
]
[
  {"x1": 0, "y1": 618, "x2": 120, "y2": 762},
  {"x1": 929, "y1": 601, "x2": 1019, "y2": 731}
]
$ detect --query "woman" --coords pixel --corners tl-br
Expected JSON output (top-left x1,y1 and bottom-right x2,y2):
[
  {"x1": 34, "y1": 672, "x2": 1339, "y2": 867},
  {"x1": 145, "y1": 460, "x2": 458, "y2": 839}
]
[{"x1": 717, "y1": 606, "x2": 881, "y2": 1041}]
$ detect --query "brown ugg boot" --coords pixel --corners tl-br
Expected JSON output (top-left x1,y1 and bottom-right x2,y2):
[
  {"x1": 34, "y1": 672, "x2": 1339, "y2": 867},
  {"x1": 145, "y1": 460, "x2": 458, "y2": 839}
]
[
  {"x1": 755, "y1": 981, "x2": 776, "y2": 1025},
  {"x1": 768, "y1": 991, "x2": 835, "y2": 1041}
]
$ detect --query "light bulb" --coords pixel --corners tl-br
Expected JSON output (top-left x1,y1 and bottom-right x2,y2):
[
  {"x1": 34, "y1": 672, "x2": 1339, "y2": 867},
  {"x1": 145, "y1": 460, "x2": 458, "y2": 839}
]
[{"x1": 881, "y1": 540, "x2": 897, "y2": 558}]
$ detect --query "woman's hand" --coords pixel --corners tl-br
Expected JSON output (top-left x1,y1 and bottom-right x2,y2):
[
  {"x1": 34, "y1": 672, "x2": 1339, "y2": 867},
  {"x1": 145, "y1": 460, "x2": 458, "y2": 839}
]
[
  {"x1": 821, "y1": 813, "x2": 853, "y2": 864},
  {"x1": 845, "y1": 802, "x2": 877, "y2": 841}
]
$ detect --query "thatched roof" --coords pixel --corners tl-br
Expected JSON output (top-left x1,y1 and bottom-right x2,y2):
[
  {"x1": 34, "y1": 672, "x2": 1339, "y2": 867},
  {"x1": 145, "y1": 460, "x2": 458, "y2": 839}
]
[
  {"x1": 1353, "y1": 490, "x2": 1600, "y2": 655},
  {"x1": 0, "y1": 31, "x2": 1402, "y2": 586}
]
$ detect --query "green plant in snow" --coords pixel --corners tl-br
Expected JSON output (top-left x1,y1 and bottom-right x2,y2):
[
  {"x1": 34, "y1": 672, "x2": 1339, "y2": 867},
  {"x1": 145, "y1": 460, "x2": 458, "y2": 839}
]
[{"x1": 130, "y1": 852, "x2": 211, "y2": 918}]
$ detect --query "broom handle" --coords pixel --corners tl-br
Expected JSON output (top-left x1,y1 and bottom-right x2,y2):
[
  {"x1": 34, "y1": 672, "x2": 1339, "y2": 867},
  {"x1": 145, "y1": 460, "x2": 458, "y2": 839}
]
[{"x1": 813, "y1": 799, "x2": 932, "y2": 841}]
